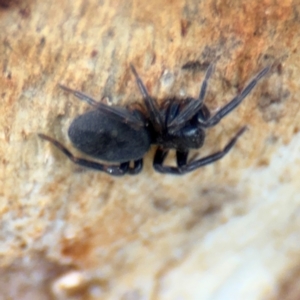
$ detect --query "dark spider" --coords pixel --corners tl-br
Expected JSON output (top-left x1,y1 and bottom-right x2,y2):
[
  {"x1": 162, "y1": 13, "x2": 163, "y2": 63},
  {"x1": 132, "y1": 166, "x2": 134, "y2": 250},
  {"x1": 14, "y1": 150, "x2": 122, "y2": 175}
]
[{"x1": 39, "y1": 64, "x2": 269, "y2": 176}]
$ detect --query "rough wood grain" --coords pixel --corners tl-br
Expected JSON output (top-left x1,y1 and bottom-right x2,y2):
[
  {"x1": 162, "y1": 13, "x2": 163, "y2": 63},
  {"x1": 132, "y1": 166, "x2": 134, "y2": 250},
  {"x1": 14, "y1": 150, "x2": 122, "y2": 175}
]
[{"x1": 1, "y1": 0, "x2": 300, "y2": 299}]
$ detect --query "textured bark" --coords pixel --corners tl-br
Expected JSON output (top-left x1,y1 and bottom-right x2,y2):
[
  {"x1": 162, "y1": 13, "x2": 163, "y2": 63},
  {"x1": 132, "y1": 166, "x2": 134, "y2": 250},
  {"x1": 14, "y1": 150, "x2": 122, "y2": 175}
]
[{"x1": 1, "y1": 0, "x2": 300, "y2": 299}]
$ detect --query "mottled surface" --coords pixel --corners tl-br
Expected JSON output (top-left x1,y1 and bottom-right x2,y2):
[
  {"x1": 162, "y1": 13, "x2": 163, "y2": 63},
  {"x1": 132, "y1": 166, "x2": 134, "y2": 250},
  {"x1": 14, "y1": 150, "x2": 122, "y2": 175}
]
[{"x1": 1, "y1": 0, "x2": 300, "y2": 299}]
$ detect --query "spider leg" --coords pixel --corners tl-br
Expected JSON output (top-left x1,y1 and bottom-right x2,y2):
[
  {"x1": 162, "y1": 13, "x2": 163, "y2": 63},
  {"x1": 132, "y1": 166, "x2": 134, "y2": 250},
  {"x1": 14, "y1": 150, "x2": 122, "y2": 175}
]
[
  {"x1": 167, "y1": 63, "x2": 214, "y2": 130},
  {"x1": 153, "y1": 126, "x2": 246, "y2": 175},
  {"x1": 153, "y1": 148, "x2": 190, "y2": 174},
  {"x1": 59, "y1": 84, "x2": 99, "y2": 107},
  {"x1": 153, "y1": 148, "x2": 179, "y2": 174},
  {"x1": 59, "y1": 85, "x2": 144, "y2": 129},
  {"x1": 130, "y1": 64, "x2": 164, "y2": 132},
  {"x1": 197, "y1": 104, "x2": 211, "y2": 121},
  {"x1": 201, "y1": 66, "x2": 270, "y2": 128},
  {"x1": 154, "y1": 148, "x2": 190, "y2": 174},
  {"x1": 128, "y1": 159, "x2": 143, "y2": 174},
  {"x1": 176, "y1": 151, "x2": 188, "y2": 167},
  {"x1": 198, "y1": 63, "x2": 214, "y2": 103},
  {"x1": 38, "y1": 134, "x2": 143, "y2": 176}
]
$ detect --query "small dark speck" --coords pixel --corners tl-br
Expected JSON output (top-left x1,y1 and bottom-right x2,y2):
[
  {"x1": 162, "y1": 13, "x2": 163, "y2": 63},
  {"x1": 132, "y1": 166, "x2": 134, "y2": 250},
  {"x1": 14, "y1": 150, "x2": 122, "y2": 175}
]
[
  {"x1": 263, "y1": 54, "x2": 274, "y2": 61},
  {"x1": 257, "y1": 90, "x2": 289, "y2": 123},
  {"x1": 151, "y1": 53, "x2": 156, "y2": 65},
  {"x1": 266, "y1": 135, "x2": 279, "y2": 144},
  {"x1": 182, "y1": 61, "x2": 210, "y2": 71},
  {"x1": 257, "y1": 158, "x2": 270, "y2": 167},
  {"x1": 181, "y1": 19, "x2": 190, "y2": 37},
  {"x1": 277, "y1": 63, "x2": 283, "y2": 75},
  {"x1": 152, "y1": 198, "x2": 172, "y2": 212},
  {"x1": 7, "y1": 72, "x2": 11, "y2": 79},
  {"x1": 0, "y1": 0, "x2": 17, "y2": 9},
  {"x1": 107, "y1": 28, "x2": 115, "y2": 37},
  {"x1": 293, "y1": 127, "x2": 300, "y2": 134},
  {"x1": 1, "y1": 92, "x2": 6, "y2": 98},
  {"x1": 19, "y1": 7, "x2": 30, "y2": 18},
  {"x1": 91, "y1": 50, "x2": 98, "y2": 58},
  {"x1": 40, "y1": 36, "x2": 45, "y2": 45}
]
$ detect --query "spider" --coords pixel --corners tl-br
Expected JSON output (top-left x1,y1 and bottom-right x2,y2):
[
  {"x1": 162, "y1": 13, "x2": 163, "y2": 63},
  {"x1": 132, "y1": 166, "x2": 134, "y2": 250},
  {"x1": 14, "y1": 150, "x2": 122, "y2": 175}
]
[{"x1": 39, "y1": 63, "x2": 269, "y2": 176}]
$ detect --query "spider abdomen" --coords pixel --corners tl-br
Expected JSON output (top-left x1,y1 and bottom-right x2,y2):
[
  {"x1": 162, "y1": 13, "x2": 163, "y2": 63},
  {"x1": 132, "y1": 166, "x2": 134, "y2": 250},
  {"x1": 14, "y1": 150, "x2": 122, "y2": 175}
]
[{"x1": 68, "y1": 110, "x2": 151, "y2": 162}]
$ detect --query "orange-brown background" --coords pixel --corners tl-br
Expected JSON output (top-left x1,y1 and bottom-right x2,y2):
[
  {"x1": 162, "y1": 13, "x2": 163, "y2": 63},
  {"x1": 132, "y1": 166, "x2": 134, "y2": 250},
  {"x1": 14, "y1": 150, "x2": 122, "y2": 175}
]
[{"x1": 0, "y1": 0, "x2": 300, "y2": 299}]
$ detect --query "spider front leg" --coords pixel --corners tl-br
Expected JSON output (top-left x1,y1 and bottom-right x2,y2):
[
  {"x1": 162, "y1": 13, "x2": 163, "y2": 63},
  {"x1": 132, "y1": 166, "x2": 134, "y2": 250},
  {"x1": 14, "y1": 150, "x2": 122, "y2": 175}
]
[
  {"x1": 167, "y1": 63, "x2": 214, "y2": 130},
  {"x1": 38, "y1": 134, "x2": 143, "y2": 176},
  {"x1": 153, "y1": 126, "x2": 246, "y2": 175},
  {"x1": 201, "y1": 66, "x2": 270, "y2": 128},
  {"x1": 58, "y1": 85, "x2": 144, "y2": 129},
  {"x1": 130, "y1": 64, "x2": 164, "y2": 132}
]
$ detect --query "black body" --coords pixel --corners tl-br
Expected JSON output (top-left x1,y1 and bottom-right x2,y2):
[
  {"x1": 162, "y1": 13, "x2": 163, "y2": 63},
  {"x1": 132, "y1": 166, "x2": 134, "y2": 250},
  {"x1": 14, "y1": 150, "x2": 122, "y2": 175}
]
[
  {"x1": 39, "y1": 63, "x2": 269, "y2": 176},
  {"x1": 68, "y1": 110, "x2": 151, "y2": 162}
]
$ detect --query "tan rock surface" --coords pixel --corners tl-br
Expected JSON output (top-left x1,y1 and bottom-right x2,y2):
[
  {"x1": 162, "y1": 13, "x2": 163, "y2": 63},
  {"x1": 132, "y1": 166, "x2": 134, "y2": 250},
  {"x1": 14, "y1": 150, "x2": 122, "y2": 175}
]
[{"x1": 1, "y1": 0, "x2": 300, "y2": 299}]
